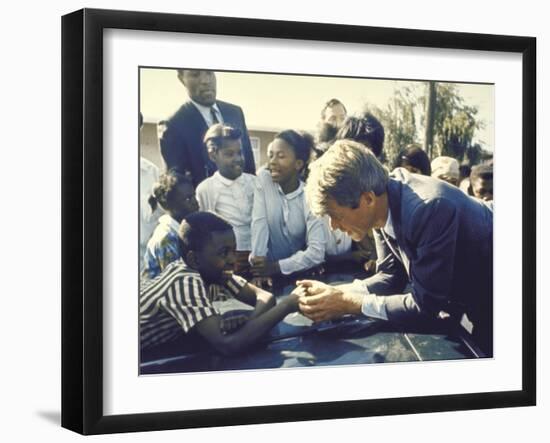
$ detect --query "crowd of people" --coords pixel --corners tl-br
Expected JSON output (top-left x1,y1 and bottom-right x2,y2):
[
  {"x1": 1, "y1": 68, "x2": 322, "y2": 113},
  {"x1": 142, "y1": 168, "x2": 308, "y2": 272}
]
[{"x1": 139, "y1": 69, "x2": 494, "y2": 363}]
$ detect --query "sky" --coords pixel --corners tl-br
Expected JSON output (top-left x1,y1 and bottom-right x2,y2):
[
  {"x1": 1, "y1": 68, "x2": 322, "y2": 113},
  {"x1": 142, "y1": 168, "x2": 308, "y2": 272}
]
[{"x1": 140, "y1": 68, "x2": 494, "y2": 151}]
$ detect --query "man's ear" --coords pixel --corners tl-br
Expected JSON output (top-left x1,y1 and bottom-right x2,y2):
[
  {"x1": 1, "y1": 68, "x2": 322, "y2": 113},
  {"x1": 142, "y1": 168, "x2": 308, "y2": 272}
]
[
  {"x1": 295, "y1": 159, "x2": 305, "y2": 173},
  {"x1": 360, "y1": 191, "x2": 376, "y2": 208},
  {"x1": 207, "y1": 148, "x2": 217, "y2": 163}
]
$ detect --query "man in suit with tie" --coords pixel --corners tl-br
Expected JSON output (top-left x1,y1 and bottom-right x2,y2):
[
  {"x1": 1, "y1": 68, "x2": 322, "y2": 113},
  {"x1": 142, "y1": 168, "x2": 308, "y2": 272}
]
[
  {"x1": 298, "y1": 139, "x2": 493, "y2": 355},
  {"x1": 160, "y1": 69, "x2": 256, "y2": 187}
]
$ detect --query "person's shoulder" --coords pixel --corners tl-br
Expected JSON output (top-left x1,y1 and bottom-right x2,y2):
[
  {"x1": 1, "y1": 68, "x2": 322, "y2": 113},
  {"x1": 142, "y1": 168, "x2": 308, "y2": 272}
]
[
  {"x1": 216, "y1": 100, "x2": 241, "y2": 111},
  {"x1": 165, "y1": 101, "x2": 197, "y2": 126},
  {"x1": 257, "y1": 167, "x2": 271, "y2": 180},
  {"x1": 241, "y1": 172, "x2": 257, "y2": 184},
  {"x1": 141, "y1": 258, "x2": 188, "y2": 291},
  {"x1": 196, "y1": 175, "x2": 215, "y2": 193},
  {"x1": 161, "y1": 259, "x2": 203, "y2": 284},
  {"x1": 254, "y1": 168, "x2": 274, "y2": 188}
]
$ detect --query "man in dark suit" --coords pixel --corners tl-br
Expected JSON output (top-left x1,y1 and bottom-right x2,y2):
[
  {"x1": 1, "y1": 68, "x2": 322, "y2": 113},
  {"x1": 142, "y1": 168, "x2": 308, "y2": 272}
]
[
  {"x1": 298, "y1": 140, "x2": 493, "y2": 355},
  {"x1": 160, "y1": 69, "x2": 255, "y2": 187}
]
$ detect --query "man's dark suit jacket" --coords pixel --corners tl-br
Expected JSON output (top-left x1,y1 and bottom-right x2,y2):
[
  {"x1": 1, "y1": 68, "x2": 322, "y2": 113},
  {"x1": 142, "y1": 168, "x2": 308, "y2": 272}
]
[
  {"x1": 365, "y1": 168, "x2": 493, "y2": 353},
  {"x1": 160, "y1": 100, "x2": 256, "y2": 187}
]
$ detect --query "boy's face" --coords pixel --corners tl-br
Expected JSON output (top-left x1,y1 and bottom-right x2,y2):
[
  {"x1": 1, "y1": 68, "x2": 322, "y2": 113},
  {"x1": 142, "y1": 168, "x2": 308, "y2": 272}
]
[
  {"x1": 194, "y1": 229, "x2": 237, "y2": 284},
  {"x1": 170, "y1": 182, "x2": 199, "y2": 222},
  {"x1": 212, "y1": 139, "x2": 244, "y2": 180},
  {"x1": 472, "y1": 177, "x2": 493, "y2": 201}
]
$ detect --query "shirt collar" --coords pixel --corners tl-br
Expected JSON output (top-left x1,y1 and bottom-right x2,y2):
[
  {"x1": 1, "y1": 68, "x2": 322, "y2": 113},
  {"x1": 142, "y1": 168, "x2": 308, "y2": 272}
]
[
  {"x1": 383, "y1": 207, "x2": 396, "y2": 239},
  {"x1": 276, "y1": 180, "x2": 304, "y2": 200},
  {"x1": 190, "y1": 99, "x2": 220, "y2": 118},
  {"x1": 213, "y1": 170, "x2": 245, "y2": 187}
]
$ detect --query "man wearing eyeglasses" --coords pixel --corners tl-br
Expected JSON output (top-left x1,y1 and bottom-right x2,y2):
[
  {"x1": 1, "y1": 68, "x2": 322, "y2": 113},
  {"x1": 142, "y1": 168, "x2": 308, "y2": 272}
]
[{"x1": 160, "y1": 70, "x2": 256, "y2": 187}]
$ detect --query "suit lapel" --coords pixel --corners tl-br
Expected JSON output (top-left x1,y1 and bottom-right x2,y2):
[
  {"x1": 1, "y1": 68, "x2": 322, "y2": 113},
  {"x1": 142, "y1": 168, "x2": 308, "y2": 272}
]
[
  {"x1": 386, "y1": 178, "x2": 411, "y2": 275},
  {"x1": 185, "y1": 101, "x2": 215, "y2": 176},
  {"x1": 387, "y1": 178, "x2": 403, "y2": 245}
]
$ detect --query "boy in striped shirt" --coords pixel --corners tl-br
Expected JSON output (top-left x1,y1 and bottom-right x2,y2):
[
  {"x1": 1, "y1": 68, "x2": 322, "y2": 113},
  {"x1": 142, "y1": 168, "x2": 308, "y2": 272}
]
[{"x1": 140, "y1": 211, "x2": 303, "y2": 362}]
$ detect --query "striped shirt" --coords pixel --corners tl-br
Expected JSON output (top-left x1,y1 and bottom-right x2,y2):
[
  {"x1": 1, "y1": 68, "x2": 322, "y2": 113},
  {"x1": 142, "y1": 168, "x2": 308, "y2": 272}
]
[{"x1": 140, "y1": 259, "x2": 247, "y2": 350}]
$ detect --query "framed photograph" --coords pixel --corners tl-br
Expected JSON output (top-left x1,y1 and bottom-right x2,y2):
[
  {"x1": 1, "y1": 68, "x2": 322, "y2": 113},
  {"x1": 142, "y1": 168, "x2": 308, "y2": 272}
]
[{"x1": 62, "y1": 8, "x2": 536, "y2": 435}]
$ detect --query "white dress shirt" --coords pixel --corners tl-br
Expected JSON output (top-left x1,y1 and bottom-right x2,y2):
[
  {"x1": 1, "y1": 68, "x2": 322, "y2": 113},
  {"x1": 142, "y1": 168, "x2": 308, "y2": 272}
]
[
  {"x1": 323, "y1": 215, "x2": 353, "y2": 256},
  {"x1": 190, "y1": 99, "x2": 223, "y2": 127},
  {"x1": 353, "y1": 209, "x2": 408, "y2": 321},
  {"x1": 196, "y1": 171, "x2": 256, "y2": 251}
]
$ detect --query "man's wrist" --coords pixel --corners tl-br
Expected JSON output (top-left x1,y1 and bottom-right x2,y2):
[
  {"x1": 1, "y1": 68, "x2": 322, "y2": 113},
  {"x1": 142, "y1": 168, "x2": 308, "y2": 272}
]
[{"x1": 341, "y1": 291, "x2": 364, "y2": 315}]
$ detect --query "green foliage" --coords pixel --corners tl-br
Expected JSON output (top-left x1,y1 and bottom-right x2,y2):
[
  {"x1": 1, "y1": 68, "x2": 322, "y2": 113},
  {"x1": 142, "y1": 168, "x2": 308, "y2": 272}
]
[
  {"x1": 365, "y1": 82, "x2": 487, "y2": 168},
  {"x1": 422, "y1": 83, "x2": 484, "y2": 163}
]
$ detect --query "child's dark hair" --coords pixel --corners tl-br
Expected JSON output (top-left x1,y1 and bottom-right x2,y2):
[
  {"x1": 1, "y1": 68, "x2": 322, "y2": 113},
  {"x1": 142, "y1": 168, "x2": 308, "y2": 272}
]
[
  {"x1": 203, "y1": 123, "x2": 242, "y2": 154},
  {"x1": 336, "y1": 113, "x2": 385, "y2": 159},
  {"x1": 148, "y1": 169, "x2": 192, "y2": 212},
  {"x1": 178, "y1": 212, "x2": 233, "y2": 257},
  {"x1": 394, "y1": 144, "x2": 432, "y2": 176},
  {"x1": 274, "y1": 129, "x2": 315, "y2": 170}
]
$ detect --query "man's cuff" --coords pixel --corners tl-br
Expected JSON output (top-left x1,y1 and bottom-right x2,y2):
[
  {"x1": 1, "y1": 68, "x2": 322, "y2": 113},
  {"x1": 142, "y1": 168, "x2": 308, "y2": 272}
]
[
  {"x1": 349, "y1": 278, "x2": 370, "y2": 294},
  {"x1": 361, "y1": 293, "x2": 389, "y2": 320}
]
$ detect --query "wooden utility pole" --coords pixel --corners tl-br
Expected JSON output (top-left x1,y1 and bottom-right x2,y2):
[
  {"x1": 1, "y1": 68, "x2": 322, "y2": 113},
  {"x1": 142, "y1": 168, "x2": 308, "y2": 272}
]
[{"x1": 424, "y1": 81, "x2": 436, "y2": 159}]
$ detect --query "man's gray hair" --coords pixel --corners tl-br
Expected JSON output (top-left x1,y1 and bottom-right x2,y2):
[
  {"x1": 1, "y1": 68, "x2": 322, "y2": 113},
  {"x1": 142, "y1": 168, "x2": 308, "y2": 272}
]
[{"x1": 305, "y1": 139, "x2": 389, "y2": 216}]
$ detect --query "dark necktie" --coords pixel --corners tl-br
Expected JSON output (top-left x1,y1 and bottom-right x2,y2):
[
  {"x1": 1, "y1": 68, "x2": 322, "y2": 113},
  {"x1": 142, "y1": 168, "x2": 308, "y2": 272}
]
[{"x1": 210, "y1": 107, "x2": 219, "y2": 125}]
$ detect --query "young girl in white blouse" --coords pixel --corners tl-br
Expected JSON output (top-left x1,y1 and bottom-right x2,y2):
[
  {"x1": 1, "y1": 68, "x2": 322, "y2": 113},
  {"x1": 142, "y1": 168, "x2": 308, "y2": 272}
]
[
  {"x1": 196, "y1": 124, "x2": 256, "y2": 276},
  {"x1": 250, "y1": 130, "x2": 326, "y2": 280}
]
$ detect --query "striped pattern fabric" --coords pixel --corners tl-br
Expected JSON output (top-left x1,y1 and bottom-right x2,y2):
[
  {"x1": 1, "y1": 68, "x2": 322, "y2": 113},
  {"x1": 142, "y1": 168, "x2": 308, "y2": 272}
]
[{"x1": 140, "y1": 259, "x2": 247, "y2": 350}]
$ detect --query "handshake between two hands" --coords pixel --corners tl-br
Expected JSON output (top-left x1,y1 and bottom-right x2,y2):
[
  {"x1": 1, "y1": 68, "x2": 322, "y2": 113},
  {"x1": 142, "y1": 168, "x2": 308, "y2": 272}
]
[
  {"x1": 288, "y1": 280, "x2": 362, "y2": 323},
  {"x1": 219, "y1": 280, "x2": 364, "y2": 335}
]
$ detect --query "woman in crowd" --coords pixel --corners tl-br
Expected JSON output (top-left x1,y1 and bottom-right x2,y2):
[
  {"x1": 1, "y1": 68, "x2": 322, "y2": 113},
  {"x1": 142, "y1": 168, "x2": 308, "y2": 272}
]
[{"x1": 250, "y1": 130, "x2": 326, "y2": 280}]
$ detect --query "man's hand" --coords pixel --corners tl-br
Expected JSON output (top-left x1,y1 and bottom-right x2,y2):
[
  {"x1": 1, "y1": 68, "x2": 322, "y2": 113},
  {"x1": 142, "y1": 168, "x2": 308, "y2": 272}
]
[
  {"x1": 296, "y1": 280, "x2": 363, "y2": 322},
  {"x1": 220, "y1": 313, "x2": 249, "y2": 335},
  {"x1": 250, "y1": 256, "x2": 281, "y2": 277}
]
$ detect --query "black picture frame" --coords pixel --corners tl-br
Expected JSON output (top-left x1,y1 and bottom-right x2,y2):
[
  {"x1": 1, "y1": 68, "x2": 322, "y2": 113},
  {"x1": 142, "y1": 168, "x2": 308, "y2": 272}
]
[{"x1": 61, "y1": 8, "x2": 536, "y2": 435}]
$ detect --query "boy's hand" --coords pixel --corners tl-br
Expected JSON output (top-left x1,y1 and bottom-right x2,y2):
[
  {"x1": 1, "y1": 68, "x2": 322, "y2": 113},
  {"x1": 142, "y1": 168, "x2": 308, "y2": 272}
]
[
  {"x1": 285, "y1": 285, "x2": 308, "y2": 313},
  {"x1": 220, "y1": 314, "x2": 249, "y2": 335}
]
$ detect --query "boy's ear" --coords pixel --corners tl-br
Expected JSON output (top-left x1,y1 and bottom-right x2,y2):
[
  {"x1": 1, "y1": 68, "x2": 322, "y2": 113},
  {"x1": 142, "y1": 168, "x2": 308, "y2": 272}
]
[
  {"x1": 208, "y1": 148, "x2": 217, "y2": 163},
  {"x1": 185, "y1": 250, "x2": 199, "y2": 269}
]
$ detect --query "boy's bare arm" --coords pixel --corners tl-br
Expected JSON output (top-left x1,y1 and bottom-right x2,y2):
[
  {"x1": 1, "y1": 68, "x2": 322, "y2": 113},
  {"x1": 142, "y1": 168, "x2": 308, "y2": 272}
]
[
  {"x1": 231, "y1": 282, "x2": 276, "y2": 318},
  {"x1": 195, "y1": 289, "x2": 302, "y2": 356}
]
